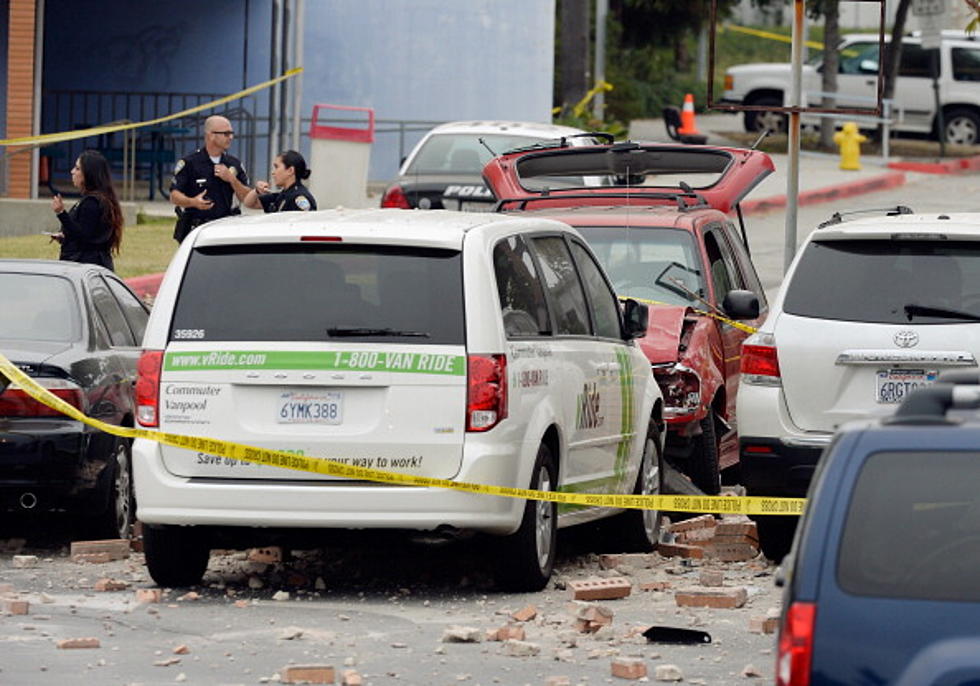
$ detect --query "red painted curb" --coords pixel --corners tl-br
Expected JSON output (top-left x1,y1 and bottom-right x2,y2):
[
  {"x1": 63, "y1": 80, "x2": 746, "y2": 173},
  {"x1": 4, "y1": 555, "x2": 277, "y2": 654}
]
[
  {"x1": 124, "y1": 272, "x2": 164, "y2": 300},
  {"x1": 887, "y1": 154, "x2": 980, "y2": 174},
  {"x1": 741, "y1": 170, "x2": 907, "y2": 216}
]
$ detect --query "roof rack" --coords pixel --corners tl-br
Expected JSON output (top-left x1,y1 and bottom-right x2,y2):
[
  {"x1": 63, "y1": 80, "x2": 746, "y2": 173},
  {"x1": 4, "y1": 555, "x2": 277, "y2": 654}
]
[
  {"x1": 493, "y1": 191, "x2": 711, "y2": 213},
  {"x1": 888, "y1": 371, "x2": 980, "y2": 424},
  {"x1": 817, "y1": 205, "x2": 913, "y2": 229},
  {"x1": 502, "y1": 132, "x2": 615, "y2": 156}
]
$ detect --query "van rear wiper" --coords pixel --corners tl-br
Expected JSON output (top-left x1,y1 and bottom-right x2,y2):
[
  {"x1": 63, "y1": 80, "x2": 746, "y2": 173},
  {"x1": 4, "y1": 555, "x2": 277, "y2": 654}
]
[
  {"x1": 903, "y1": 304, "x2": 980, "y2": 322},
  {"x1": 326, "y1": 327, "x2": 430, "y2": 338}
]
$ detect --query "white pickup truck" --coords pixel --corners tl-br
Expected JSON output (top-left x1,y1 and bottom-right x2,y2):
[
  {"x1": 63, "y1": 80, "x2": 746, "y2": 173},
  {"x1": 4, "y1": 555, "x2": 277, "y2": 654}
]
[{"x1": 721, "y1": 32, "x2": 980, "y2": 144}]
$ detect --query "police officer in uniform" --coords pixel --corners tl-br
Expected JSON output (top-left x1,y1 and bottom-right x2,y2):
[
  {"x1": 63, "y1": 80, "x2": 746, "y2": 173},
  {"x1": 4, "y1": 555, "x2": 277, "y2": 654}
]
[
  {"x1": 170, "y1": 115, "x2": 251, "y2": 242},
  {"x1": 244, "y1": 150, "x2": 317, "y2": 213}
]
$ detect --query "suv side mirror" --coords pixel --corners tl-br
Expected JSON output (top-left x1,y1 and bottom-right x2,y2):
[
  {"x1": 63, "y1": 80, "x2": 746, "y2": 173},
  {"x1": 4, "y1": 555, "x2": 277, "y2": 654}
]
[
  {"x1": 722, "y1": 289, "x2": 760, "y2": 320},
  {"x1": 859, "y1": 59, "x2": 879, "y2": 74},
  {"x1": 623, "y1": 299, "x2": 649, "y2": 339}
]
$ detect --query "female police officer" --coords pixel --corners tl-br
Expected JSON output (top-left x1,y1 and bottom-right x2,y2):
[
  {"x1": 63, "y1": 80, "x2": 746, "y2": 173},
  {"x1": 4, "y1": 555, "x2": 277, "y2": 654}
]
[{"x1": 244, "y1": 150, "x2": 318, "y2": 212}]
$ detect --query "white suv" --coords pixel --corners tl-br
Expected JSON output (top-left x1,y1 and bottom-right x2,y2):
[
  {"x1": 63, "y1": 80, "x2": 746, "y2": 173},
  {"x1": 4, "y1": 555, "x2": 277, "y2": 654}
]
[
  {"x1": 736, "y1": 208, "x2": 980, "y2": 560},
  {"x1": 723, "y1": 32, "x2": 980, "y2": 144},
  {"x1": 133, "y1": 209, "x2": 663, "y2": 590}
]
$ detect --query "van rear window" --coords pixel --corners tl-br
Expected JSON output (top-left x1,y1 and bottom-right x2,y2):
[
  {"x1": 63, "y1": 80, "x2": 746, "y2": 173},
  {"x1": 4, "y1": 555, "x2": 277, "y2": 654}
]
[
  {"x1": 169, "y1": 244, "x2": 464, "y2": 344},
  {"x1": 838, "y1": 450, "x2": 980, "y2": 602}
]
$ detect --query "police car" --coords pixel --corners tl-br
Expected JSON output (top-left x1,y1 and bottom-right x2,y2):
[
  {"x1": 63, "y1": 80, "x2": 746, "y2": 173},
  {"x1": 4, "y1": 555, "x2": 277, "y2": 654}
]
[
  {"x1": 380, "y1": 121, "x2": 597, "y2": 211},
  {"x1": 132, "y1": 209, "x2": 664, "y2": 590}
]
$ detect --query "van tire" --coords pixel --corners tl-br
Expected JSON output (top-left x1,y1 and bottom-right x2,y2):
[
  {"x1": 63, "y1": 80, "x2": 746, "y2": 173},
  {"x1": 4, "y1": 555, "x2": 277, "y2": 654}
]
[
  {"x1": 495, "y1": 443, "x2": 558, "y2": 592},
  {"x1": 611, "y1": 421, "x2": 664, "y2": 552},
  {"x1": 144, "y1": 525, "x2": 210, "y2": 588},
  {"x1": 689, "y1": 408, "x2": 721, "y2": 495}
]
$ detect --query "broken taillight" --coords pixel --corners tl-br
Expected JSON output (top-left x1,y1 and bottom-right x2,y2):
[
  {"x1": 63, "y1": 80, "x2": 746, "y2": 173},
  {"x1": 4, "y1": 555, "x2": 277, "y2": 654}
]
[
  {"x1": 653, "y1": 364, "x2": 702, "y2": 419},
  {"x1": 0, "y1": 377, "x2": 85, "y2": 417}
]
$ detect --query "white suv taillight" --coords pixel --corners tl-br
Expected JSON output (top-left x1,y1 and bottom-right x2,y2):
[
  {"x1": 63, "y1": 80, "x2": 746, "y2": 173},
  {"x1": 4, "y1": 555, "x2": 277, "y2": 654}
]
[
  {"x1": 467, "y1": 354, "x2": 507, "y2": 431},
  {"x1": 776, "y1": 602, "x2": 816, "y2": 686},
  {"x1": 741, "y1": 332, "x2": 781, "y2": 386},
  {"x1": 135, "y1": 350, "x2": 164, "y2": 427}
]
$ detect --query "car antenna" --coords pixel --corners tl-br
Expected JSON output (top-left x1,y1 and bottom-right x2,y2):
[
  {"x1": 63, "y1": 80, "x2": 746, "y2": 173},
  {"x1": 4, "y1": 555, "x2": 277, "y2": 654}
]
[
  {"x1": 477, "y1": 137, "x2": 497, "y2": 157},
  {"x1": 749, "y1": 128, "x2": 769, "y2": 150}
]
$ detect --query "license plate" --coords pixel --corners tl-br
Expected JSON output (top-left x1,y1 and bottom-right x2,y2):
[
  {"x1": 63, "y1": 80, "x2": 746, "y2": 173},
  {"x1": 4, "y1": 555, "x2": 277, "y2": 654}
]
[
  {"x1": 277, "y1": 391, "x2": 343, "y2": 424},
  {"x1": 875, "y1": 369, "x2": 938, "y2": 404}
]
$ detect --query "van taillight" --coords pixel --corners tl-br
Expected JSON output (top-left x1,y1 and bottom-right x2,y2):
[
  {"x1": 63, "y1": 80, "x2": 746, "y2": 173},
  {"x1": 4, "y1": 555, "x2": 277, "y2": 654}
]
[
  {"x1": 741, "y1": 332, "x2": 780, "y2": 383},
  {"x1": 136, "y1": 350, "x2": 164, "y2": 427},
  {"x1": 776, "y1": 602, "x2": 816, "y2": 686},
  {"x1": 467, "y1": 354, "x2": 507, "y2": 432},
  {"x1": 0, "y1": 378, "x2": 84, "y2": 417},
  {"x1": 380, "y1": 184, "x2": 411, "y2": 209}
]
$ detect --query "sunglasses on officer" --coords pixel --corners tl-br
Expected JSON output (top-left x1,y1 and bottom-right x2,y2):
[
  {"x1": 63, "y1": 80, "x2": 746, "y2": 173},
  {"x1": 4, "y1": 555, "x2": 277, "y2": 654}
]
[{"x1": 210, "y1": 130, "x2": 235, "y2": 136}]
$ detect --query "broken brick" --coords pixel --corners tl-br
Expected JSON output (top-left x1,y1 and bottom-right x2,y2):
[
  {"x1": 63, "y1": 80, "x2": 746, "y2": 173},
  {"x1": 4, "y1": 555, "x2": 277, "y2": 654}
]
[
  {"x1": 0, "y1": 583, "x2": 14, "y2": 594},
  {"x1": 657, "y1": 543, "x2": 704, "y2": 559},
  {"x1": 11, "y1": 555, "x2": 38, "y2": 568},
  {"x1": 639, "y1": 581, "x2": 672, "y2": 592},
  {"x1": 57, "y1": 637, "x2": 100, "y2": 649},
  {"x1": 748, "y1": 616, "x2": 779, "y2": 634},
  {"x1": 488, "y1": 624, "x2": 526, "y2": 641},
  {"x1": 511, "y1": 604, "x2": 538, "y2": 622},
  {"x1": 341, "y1": 670, "x2": 363, "y2": 686},
  {"x1": 134, "y1": 589, "x2": 163, "y2": 604},
  {"x1": 611, "y1": 656, "x2": 647, "y2": 680},
  {"x1": 568, "y1": 577, "x2": 631, "y2": 601},
  {"x1": 70, "y1": 539, "x2": 130, "y2": 563},
  {"x1": 704, "y1": 542, "x2": 758, "y2": 562},
  {"x1": 2, "y1": 598, "x2": 29, "y2": 615},
  {"x1": 282, "y1": 664, "x2": 335, "y2": 684},
  {"x1": 94, "y1": 578, "x2": 129, "y2": 592},
  {"x1": 173, "y1": 644, "x2": 190, "y2": 654},
  {"x1": 247, "y1": 546, "x2": 282, "y2": 564},
  {"x1": 699, "y1": 569, "x2": 724, "y2": 587},
  {"x1": 715, "y1": 520, "x2": 758, "y2": 539},
  {"x1": 669, "y1": 514, "x2": 716, "y2": 533},
  {"x1": 545, "y1": 677, "x2": 572, "y2": 686},
  {"x1": 674, "y1": 587, "x2": 748, "y2": 609}
]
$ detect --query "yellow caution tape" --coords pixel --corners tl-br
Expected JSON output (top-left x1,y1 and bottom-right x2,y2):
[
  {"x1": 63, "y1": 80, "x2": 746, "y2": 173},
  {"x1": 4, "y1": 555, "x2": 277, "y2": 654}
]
[
  {"x1": 0, "y1": 352, "x2": 803, "y2": 516},
  {"x1": 0, "y1": 68, "x2": 303, "y2": 148},
  {"x1": 620, "y1": 295, "x2": 759, "y2": 335}
]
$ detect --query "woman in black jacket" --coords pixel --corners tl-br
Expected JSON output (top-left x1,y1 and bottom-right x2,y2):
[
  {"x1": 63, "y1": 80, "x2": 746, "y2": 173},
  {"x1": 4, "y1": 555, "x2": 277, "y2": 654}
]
[{"x1": 49, "y1": 150, "x2": 123, "y2": 271}]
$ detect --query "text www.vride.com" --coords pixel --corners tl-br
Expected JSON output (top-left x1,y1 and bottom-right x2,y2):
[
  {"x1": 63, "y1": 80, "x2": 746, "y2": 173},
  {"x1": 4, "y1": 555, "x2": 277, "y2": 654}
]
[{"x1": 170, "y1": 352, "x2": 268, "y2": 367}]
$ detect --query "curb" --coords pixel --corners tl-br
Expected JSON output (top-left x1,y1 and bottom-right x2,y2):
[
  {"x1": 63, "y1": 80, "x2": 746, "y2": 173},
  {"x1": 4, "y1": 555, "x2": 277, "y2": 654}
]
[
  {"x1": 740, "y1": 170, "x2": 907, "y2": 216},
  {"x1": 887, "y1": 154, "x2": 980, "y2": 174}
]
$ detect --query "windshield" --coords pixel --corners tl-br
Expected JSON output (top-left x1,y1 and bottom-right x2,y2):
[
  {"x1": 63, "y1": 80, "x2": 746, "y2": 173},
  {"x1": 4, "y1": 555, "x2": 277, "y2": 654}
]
[
  {"x1": 784, "y1": 240, "x2": 980, "y2": 324},
  {"x1": 170, "y1": 244, "x2": 464, "y2": 344},
  {"x1": 405, "y1": 133, "x2": 564, "y2": 175},
  {"x1": 574, "y1": 226, "x2": 706, "y2": 306},
  {"x1": 0, "y1": 273, "x2": 81, "y2": 342}
]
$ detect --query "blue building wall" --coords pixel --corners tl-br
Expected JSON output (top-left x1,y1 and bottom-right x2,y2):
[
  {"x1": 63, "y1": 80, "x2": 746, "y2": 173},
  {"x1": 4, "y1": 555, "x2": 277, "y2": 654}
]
[{"x1": 39, "y1": 0, "x2": 555, "y2": 186}]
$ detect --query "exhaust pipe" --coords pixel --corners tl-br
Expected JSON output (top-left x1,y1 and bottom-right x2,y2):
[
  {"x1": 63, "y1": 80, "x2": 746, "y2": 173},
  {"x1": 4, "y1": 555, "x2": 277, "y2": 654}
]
[{"x1": 19, "y1": 492, "x2": 37, "y2": 510}]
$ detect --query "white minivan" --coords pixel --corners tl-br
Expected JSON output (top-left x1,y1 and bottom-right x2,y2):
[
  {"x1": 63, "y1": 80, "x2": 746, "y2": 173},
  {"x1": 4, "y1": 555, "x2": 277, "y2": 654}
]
[{"x1": 133, "y1": 209, "x2": 663, "y2": 590}]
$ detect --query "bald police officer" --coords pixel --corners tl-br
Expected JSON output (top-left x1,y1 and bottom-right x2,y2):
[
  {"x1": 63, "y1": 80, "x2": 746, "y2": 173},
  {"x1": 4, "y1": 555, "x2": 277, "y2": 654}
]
[{"x1": 170, "y1": 115, "x2": 251, "y2": 243}]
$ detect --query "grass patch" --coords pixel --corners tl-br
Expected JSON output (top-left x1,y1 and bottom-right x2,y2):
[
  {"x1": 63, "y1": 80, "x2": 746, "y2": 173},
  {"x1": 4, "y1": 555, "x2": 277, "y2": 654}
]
[{"x1": 0, "y1": 218, "x2": 177, "y2": 279}]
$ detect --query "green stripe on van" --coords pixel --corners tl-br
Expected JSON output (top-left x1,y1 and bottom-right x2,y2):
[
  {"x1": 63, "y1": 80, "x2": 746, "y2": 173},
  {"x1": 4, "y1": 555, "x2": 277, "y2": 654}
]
[{"x1": 164, "y1": 350, "x2": 466, "y2": 375}]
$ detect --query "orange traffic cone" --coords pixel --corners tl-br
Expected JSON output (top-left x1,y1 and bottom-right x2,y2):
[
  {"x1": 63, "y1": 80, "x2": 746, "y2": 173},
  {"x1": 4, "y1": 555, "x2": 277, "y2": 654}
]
[{"x1": 677, "y1": 93, "x2": 701, "y2": 135}]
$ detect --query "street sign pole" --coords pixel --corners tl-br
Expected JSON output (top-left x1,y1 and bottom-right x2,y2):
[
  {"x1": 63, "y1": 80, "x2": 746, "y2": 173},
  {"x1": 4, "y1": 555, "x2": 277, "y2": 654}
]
[{"x1": 784, "y1": 0, "x2": 805, "y2": 274}]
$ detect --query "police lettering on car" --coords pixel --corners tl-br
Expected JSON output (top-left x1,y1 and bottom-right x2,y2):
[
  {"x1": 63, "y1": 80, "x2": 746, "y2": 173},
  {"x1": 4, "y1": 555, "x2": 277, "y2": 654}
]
[
  {"x1": 244, "y1": 150, "x2": 318, "y2": 214},
  {"x1": 169, "y1": 115, "x2": 251, "y2": 243}
]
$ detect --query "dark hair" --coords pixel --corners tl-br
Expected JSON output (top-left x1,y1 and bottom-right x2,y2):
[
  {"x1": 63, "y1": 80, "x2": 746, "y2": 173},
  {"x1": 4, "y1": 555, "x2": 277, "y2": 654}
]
[
  {"x1": 278, "y1": 150, "x2": 311, "y2": 181},
  {"x1": 77, "y1": 150, "x2": 124, "y2": 255}
]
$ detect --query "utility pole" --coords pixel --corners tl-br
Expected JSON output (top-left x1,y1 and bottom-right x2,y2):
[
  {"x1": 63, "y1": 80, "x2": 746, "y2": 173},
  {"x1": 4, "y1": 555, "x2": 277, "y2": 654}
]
[
  {"x1": 593, "y1": 0, "x2": 608, "y2": 120},
  {"x1": 784, "y1": 0, "x2": 805, "y2": 273}
]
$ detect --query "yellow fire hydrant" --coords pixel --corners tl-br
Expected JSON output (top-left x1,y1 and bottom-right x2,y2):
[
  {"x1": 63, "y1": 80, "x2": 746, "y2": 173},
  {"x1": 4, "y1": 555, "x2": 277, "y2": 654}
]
[{"x1": 833, "y1": 121, "x2": 867, "y2": 171}]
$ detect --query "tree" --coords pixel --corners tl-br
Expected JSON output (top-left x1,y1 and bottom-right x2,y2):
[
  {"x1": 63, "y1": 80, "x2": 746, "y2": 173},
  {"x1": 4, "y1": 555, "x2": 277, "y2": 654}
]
[{"x1": 813, "y1": 0, "x2": 840, "y2": 150}]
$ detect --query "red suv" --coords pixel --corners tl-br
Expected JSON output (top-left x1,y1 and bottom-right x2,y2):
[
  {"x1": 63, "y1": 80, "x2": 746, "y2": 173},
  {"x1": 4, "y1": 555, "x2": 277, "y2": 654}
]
[{"x1": 484, "y1": 141, "x2": 773, "y2": 493}]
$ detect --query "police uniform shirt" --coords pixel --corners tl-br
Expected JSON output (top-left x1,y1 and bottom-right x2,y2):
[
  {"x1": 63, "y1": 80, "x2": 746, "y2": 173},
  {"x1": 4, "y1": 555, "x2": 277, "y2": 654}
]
[
  {"x1": 170, "y1": 148, "x2": 250, "y2": 222},
  {"x1": 258, "y1": 182, "x2": 317, "y2": 213}
]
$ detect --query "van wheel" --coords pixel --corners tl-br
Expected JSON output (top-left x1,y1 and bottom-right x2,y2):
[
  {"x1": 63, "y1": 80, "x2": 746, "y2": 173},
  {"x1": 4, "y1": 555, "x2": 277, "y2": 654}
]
[
  {"x1": 89, "y1": 438, "x2": 135, "y2": 540},
  {"x1": 755, "y1": 515, "x2": 798, "y2": 563},
  {"x1": 689, "y1": 409, "x2": 721, "y2": 495},
  {"x1": 495, "y1": 443, "x2": 558, "y2": 592},
  {"x1": 144, "y1": 525, "x2": 210, "y2": 588},
  {"x1": 611, "y1": 422, "x2": 664, "y2": 552}
]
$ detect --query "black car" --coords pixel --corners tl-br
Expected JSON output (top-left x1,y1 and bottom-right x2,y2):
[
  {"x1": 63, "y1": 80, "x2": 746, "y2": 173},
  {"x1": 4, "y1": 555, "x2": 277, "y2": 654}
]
[
  {"x1": 776, "y1": 375, "x2": 980, "y2": 685},
  {"x1": 0, "y1": 259, "x2": 148, "y2": 538},
  {"x1": 379, "y1": 120, "x2": 594, "y2": 211}
]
